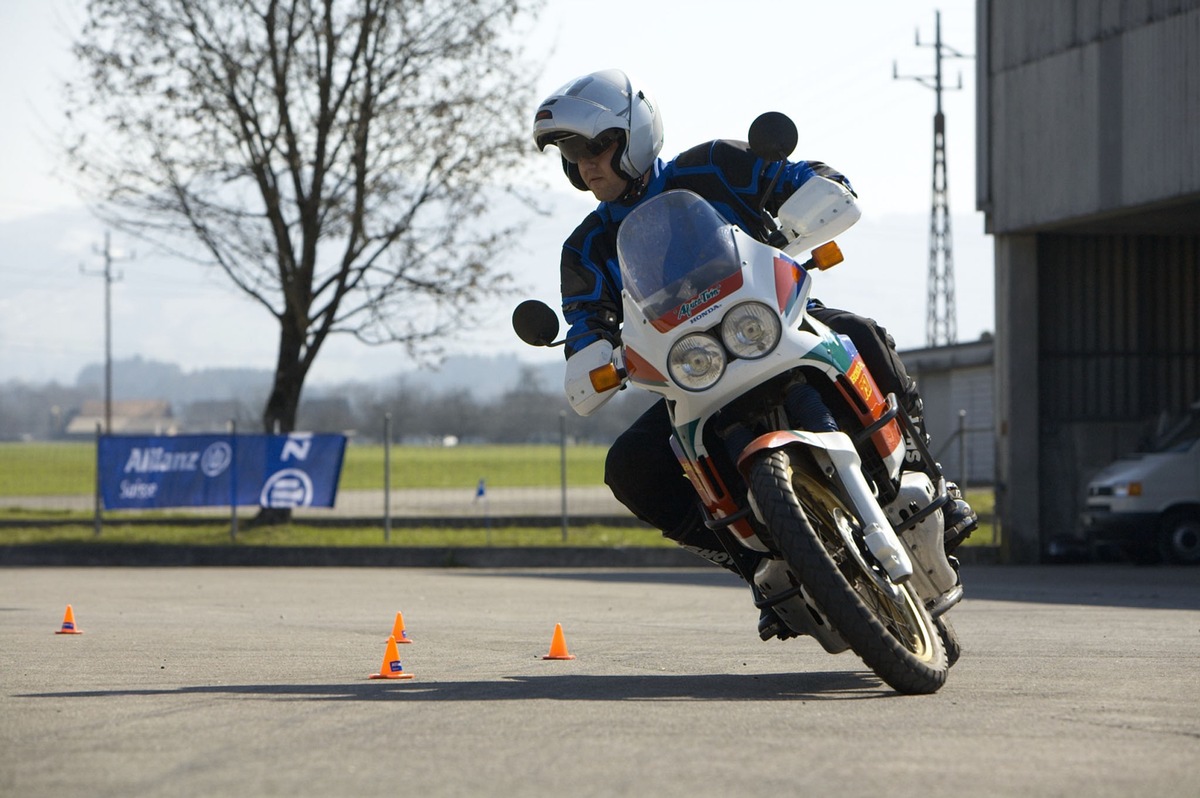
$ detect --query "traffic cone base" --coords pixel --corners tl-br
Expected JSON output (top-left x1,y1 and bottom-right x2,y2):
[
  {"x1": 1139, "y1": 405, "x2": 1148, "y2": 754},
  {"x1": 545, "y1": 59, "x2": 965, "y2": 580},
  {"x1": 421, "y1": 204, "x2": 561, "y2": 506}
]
[
  {"x1": 543, "y1": 622, "x2": 575, "y2": 660},
  {"x1": 55, "y1": 604, "x2": 83, "y2": 635},
  {"x1": 369, "y1": 635, "x2": 415, "y2": 680},
  {"x1": 390, "y1": 611, "x2": 412, "y2": 643}
]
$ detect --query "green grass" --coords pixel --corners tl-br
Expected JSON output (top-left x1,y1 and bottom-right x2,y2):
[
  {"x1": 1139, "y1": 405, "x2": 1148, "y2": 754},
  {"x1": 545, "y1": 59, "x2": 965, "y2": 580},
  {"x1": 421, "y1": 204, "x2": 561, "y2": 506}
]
[
  {"x1": 0, "y1": 441, "x2": 609, "y2": 495},
  {"x1": 0, "y1": 523, "x2": 670, "y2": 548},
  {"x1": 345, "y1": 444, "x2": 609, "y2": 489},
  {"x1": 0, "y1": 442, "x2": 96, "y2": 496}
]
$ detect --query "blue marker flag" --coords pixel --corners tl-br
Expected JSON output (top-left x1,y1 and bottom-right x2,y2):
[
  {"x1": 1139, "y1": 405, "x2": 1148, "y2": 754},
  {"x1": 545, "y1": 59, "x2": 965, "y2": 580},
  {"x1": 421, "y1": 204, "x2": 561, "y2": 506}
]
[{"x1": 98, "y1": 433, "x2": 347, "y2": 510}]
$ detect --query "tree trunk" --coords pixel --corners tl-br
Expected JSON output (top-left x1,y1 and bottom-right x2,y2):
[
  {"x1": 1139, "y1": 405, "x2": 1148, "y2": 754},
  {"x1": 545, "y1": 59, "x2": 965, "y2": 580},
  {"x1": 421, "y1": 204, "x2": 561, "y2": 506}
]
[{"x1": 252, "y1": 322, "x2": 311, "y2": 526}]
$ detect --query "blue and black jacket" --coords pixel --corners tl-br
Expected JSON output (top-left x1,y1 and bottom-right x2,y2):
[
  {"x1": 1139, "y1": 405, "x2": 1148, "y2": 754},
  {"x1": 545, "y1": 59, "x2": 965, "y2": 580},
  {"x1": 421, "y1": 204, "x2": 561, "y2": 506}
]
[{"x1": 559, "y1": 138, "x2": 852, "y2": 357}]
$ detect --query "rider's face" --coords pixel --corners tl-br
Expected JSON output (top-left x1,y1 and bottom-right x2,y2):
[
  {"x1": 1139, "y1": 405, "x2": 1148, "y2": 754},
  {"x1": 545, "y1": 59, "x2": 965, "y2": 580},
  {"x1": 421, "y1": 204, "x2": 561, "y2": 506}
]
[{"x1": 577, "y1": 141, "x2": 626, "y2": 202}]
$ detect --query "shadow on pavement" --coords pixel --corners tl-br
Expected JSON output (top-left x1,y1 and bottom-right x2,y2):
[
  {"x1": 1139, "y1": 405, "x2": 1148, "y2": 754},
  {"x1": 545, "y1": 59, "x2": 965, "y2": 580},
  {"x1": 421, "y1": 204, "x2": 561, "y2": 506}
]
[
  {"x1": 18, "y1": 671, "x2": 890, "y2": 703},
  {"x1": 471, "y1": 565, "x2": 1200, "y2": 611}
]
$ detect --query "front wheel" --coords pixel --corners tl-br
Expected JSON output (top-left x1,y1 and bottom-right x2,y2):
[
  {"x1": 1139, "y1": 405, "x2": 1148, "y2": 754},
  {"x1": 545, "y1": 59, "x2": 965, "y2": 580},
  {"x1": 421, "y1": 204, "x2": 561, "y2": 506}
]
[
  {"x1": 1160, "y1": 511, "x2": 1200, "y2": 565},
  {"x1": 749, "y1": 448, "x2": 948, "y2": 694}
]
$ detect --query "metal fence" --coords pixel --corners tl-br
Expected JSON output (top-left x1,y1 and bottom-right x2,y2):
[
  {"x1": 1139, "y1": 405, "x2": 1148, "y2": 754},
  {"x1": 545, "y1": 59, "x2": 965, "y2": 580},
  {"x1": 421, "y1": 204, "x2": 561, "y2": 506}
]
[{"x1": 0, "y1": 433, "x2": 639, "y2": 539}]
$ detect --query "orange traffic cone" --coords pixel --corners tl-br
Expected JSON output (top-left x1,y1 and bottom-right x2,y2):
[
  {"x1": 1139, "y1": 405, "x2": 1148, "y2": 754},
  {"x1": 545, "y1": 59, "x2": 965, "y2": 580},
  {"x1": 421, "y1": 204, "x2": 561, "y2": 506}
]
[
  {"x1": 543, "y1": 622, "x2": 575, "y2": 660},
  {"x1": 390, "y1": 611, "x2": 412, "y2": 644},
  {"x1": 55, "y1": 604, "x2": 83, "y2": 635},
  {"x1": 368, "y1": 635, "x2": 415, "y2": 680}
]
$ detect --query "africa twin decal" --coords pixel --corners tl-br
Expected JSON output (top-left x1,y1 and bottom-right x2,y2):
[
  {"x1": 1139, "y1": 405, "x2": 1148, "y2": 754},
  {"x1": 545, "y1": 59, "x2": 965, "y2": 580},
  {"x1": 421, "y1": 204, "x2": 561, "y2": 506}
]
[{"x1": 650, "y1": 273, "x2": 744, "y2": 332}]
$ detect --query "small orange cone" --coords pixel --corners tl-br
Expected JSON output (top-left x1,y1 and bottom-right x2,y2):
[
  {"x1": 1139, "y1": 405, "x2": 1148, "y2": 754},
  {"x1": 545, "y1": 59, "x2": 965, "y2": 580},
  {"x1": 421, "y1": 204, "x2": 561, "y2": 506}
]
[
  {"x1": 389, "y1": 611, "x2": 412, "y2": 643},
  {"x1": 543, "y1": 622, "x2": 575, "y2": 660},
  {"x1": 368, "y1": 635, "x2": 414, "y2": 680},
  {"x1": 55, "y1": 604, "x2": 83, "y2": 635}
]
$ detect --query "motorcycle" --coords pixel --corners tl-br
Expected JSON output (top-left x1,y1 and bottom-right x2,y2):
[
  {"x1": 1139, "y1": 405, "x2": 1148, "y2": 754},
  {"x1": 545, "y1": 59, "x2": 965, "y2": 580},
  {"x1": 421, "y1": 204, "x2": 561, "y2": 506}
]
[{"x1": 512, "y1": 113, "x2": 963, "y2": 694}]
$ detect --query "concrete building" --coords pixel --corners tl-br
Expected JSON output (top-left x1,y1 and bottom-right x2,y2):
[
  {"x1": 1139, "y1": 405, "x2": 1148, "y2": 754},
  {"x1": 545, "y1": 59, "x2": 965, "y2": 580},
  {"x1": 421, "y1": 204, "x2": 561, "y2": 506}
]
[{"x1": 977, "y1": 0, "x2": 1200, "y2": 561}]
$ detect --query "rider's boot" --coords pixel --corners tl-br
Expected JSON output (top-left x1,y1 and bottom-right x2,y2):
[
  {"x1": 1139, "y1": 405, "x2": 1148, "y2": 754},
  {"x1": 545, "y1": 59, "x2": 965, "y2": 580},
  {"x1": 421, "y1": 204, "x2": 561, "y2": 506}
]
[
  {"x1": 752, "y1": 585, "x2": 799, "y2": 642},
  {"x1": 902, "y1": 379, "x2": 978, "y2": 555},
  {"x1": 670, "y1": 523, "x2": 795, "y2": 641},
  {"x1": 943, "y1": 482, "x2": 978, "y2": 554}
]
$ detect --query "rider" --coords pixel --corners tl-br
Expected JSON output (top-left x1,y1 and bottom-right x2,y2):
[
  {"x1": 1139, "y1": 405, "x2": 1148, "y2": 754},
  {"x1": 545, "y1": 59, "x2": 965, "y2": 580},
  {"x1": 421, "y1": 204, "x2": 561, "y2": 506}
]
[{"x1": 533, "y1": 70, "x2": 977, "y2": 639}]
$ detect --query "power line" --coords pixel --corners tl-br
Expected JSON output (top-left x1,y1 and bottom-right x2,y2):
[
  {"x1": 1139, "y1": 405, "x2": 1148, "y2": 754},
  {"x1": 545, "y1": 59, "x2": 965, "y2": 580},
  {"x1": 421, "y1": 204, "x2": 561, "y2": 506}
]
[{"x1": 894, "y1": 9, "x2": 972, "y2": 347}]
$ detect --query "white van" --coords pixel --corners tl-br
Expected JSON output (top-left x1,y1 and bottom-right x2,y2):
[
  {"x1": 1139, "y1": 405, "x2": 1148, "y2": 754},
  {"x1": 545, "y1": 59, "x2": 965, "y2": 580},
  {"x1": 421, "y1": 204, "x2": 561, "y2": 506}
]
[{"x1": 1082, "y1": 402, "x2": 1200, "y2": 565}]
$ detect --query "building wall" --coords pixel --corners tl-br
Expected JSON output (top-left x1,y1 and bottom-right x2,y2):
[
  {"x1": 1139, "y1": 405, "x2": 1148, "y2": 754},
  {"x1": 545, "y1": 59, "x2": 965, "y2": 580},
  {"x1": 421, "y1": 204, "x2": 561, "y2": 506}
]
[
  {"x1": 979, "y1": 0, "x2": 1200, "y2": 233},
  {"x1": 979, "y1": 0, "x2": 1200, "y2": 561}
]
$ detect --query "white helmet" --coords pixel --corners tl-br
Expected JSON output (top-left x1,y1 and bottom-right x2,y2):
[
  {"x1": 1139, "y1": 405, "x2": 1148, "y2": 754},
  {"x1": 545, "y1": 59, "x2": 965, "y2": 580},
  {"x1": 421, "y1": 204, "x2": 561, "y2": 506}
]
[{"x1": 533, "y1": 69, "x2": 664, "y2": 192}]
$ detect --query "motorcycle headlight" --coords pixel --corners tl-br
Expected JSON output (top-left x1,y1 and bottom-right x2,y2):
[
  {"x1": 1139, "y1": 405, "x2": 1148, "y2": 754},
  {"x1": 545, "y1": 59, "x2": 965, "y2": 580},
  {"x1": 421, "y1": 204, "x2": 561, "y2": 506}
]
[
  {"x1": 667, "y1": 333, "x2": 726, "y2": 391},
  {"x1": 720, "y1": 302, "x2": 781, "y2": 359}
]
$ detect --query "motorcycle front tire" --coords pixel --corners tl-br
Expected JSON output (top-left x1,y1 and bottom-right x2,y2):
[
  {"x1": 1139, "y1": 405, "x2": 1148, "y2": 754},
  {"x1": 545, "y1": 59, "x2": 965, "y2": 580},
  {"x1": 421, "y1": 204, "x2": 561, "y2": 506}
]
[{"x1": 749, "y1": 447, "x2": 948, "y2": 694}]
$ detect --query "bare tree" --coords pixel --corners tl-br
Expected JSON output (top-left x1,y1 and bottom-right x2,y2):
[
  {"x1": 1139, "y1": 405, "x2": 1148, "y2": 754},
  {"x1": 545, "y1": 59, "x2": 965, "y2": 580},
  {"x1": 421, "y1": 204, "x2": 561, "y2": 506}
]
[{"x1": 64, "y1": 0, "x2": 543, "y2": 437}]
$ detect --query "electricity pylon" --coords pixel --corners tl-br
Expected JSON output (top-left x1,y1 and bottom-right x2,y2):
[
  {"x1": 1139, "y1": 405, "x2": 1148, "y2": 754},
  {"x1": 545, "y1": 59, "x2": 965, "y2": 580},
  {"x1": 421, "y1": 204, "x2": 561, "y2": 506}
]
[{"x1": 894, "y1": 10, "x2": 971, "y2": 347}]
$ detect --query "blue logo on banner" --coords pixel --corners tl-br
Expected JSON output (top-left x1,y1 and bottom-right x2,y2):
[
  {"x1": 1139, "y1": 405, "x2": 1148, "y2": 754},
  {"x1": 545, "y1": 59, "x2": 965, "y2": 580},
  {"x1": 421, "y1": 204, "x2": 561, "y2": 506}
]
[{"x1": 97, "y1": 433, "x2": 347, "y2": 510}]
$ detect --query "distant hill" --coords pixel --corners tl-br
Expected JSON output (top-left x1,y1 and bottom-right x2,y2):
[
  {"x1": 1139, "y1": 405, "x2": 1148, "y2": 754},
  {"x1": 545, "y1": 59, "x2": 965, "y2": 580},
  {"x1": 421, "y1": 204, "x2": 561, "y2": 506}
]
[
  {"x1": 382, "y1": 354, "x2": 563, "y2": 400},
  {"x1": 75, "y1": 353, "x2": 563, "y2": 405}
]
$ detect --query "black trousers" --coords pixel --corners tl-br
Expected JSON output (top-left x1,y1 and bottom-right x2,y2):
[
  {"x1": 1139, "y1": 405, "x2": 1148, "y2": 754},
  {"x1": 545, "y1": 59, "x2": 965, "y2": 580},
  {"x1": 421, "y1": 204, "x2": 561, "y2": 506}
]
[{"x1": 604, "y1": 305, "x2": 913, "y2": 568}]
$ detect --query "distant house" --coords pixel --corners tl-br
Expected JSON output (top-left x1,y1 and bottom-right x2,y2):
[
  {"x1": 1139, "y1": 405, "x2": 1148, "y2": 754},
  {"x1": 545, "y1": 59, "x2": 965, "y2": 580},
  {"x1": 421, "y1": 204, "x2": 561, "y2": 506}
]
[
  {"x1": 65, "y1": 400, "x2": 177, "y2": 436},
  {"x1": 181, "y1": 399, "x2": 259, "y2": 433}
]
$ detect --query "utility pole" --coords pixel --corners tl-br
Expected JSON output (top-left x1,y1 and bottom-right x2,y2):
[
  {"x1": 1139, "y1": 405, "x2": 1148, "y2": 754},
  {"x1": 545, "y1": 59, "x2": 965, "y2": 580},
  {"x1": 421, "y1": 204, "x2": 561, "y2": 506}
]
[
  {"x1": 894, "y1": 10, "x2": 971, "y2": 347},
  {"x1": 80, "y1": 231, "x2": 129, "y2": 433}
]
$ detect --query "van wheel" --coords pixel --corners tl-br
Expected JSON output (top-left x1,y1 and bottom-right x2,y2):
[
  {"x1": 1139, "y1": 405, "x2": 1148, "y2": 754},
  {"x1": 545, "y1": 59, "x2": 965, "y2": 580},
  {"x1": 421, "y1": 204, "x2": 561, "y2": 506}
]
[{"x1": 1159, "y1": 511, "x2": 1200, "y2": 565}]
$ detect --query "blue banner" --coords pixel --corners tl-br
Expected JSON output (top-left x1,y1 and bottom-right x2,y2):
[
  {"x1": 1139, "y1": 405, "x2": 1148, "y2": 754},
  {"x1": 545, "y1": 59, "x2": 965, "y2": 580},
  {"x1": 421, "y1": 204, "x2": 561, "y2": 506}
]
[{"x1": 98, "y1": 433, "x2": 347, "y2": 510}]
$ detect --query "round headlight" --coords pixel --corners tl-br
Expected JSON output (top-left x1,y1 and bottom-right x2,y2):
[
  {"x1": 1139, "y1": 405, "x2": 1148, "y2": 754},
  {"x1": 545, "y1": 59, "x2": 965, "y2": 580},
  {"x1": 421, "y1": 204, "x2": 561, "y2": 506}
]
[
  {"x1": 720, "y1": 302, "x2": 781, "y2": 359},
  {"x1": 667, "y1": 333, "x2": 726, "y2": 391}
]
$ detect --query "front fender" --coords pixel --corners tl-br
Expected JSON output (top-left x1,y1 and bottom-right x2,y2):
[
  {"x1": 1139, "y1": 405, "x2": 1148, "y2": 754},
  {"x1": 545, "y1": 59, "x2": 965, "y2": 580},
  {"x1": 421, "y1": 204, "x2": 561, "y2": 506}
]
[
  {"x1": 736, "y1": 429, "x2": 914, "y2": 583},
  {"x1": 735, "y1": 429, "x2": 840, "y2": 478}
]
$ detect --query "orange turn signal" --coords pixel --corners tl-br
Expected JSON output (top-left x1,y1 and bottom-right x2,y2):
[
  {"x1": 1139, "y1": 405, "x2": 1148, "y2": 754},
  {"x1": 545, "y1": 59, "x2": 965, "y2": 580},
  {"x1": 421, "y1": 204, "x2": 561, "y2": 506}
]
[
  {"x1": 811, "y1": 241, "x2": 844, "y2": 270},
  {"x1": 589, "y1": 363, "x2": 623, "y2": 393}
]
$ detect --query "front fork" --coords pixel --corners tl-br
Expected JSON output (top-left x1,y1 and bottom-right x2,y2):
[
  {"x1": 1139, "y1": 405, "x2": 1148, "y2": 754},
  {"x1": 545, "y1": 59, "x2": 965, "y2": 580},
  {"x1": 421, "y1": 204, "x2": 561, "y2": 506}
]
[{"x1": 736, "y1": 391, "x2": 963, "y2": 614}]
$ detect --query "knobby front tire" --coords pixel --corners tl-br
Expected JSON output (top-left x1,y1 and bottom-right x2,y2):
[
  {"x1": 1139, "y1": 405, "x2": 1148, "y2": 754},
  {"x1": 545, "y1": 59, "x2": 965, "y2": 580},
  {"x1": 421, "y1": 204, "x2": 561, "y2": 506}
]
[{"x1": 749, "y1": 448, "x2": 948, "y2": 694}]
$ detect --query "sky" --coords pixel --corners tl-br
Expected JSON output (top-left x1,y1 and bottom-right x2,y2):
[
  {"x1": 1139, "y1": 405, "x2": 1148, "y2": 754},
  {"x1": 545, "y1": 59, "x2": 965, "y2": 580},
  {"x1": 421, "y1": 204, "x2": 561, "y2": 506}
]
[{"x1": 0, "y1": 0, "x2": 991, "y2": 389}]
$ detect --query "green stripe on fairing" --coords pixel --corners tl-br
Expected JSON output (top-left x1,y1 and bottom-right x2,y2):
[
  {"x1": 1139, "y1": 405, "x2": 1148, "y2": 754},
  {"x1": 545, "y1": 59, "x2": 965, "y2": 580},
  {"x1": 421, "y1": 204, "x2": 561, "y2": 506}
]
[{"x1": 799, "y1": 326, "x2": 853, "y2": 374}]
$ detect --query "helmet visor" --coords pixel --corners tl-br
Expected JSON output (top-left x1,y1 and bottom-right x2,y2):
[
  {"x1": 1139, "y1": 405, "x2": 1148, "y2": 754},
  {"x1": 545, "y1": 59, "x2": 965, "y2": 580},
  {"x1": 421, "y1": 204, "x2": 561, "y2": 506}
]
[{"x1": 555, "y1": 129, "x2": 623, "y2": 164}]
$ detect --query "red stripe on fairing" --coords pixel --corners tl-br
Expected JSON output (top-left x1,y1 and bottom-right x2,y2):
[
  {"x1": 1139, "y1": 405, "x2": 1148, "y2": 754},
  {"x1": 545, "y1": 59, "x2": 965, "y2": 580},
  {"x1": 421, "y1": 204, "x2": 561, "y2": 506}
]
[
  {"x1": 624, "y1": 347, "x2": 667, "y2": 385},
  {"x1": 650, "y1": 272, "x2": 744, "y2": 332},
  {"x1": 773, "y1": 254, "x2": 805, "y2": 314}
]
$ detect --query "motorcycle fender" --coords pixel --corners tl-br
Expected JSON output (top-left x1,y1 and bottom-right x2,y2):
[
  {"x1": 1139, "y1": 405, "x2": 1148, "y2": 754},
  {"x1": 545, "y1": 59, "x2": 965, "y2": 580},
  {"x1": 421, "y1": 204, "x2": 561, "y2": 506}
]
[
  {"x1": 737, "y1": 430, "x2": 915, "y2": 583},
  {"x1": 564, "y1": 340, "x2": 618, "y2": 416}
]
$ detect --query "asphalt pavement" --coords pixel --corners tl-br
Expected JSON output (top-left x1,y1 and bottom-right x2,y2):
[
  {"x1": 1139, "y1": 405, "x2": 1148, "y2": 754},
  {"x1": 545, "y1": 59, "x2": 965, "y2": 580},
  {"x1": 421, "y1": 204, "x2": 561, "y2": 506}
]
[{"x1": 1, "y1": 564, "x2": 1198, "y2": 798}]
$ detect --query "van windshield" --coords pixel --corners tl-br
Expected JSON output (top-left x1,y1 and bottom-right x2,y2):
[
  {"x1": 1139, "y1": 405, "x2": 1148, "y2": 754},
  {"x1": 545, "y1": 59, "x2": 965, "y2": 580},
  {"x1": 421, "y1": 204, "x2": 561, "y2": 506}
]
[{"x1": 1146, "y1": 405, "x2": 1200, "y2": 453}]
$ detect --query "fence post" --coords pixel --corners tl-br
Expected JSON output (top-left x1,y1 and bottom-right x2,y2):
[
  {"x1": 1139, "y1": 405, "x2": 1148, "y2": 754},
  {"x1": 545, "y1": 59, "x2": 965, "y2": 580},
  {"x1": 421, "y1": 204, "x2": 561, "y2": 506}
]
[
  {"x1": 229, "y1": 419, "x2": 238, "y2": 542},
  {"x1": 93, "y1": 423, "x2": 103, "y2": 537},
  {"x1": 560, "y1": 410, "x2": 568, "y2": 542},
  {"x1": 958, "y1": 409, "x2": 968, "y2": 487},
  {"x1": 383, "y1": 413, "x2": 392, "y2": 544}
]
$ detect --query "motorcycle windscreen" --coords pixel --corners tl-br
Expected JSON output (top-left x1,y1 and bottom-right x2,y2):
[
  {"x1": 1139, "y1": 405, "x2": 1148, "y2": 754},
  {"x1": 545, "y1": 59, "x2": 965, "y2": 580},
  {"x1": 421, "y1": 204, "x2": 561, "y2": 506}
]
[{"x1": 616, "y1": 190, "x2": 741, "y2": 323}]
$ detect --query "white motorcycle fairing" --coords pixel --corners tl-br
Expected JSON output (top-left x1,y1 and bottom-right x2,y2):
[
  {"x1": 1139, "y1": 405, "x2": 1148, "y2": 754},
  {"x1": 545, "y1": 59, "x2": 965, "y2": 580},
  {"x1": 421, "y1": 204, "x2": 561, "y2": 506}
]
[
  {"x1": 613, "y1": 189, "x2": 960, "y2": 609},
  {"x1": 777, "y1": 174, "x2": 862, "y2": 258},
  {"x1": 564, "y1": 339, "x2": 619, "y2": 416}
]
